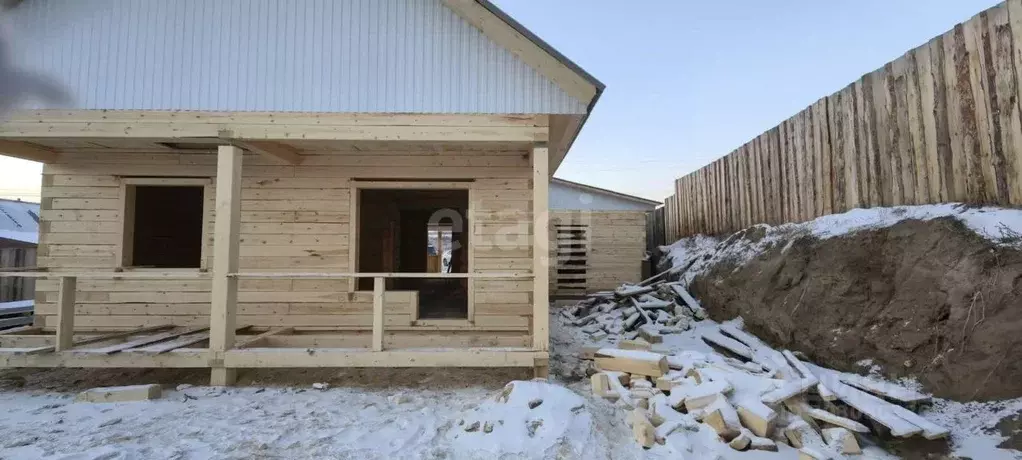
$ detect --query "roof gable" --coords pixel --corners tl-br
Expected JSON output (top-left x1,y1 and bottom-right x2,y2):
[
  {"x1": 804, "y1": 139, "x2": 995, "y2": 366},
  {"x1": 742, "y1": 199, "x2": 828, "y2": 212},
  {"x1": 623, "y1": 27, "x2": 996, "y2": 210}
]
[{"x1": 6, "y1": 0, "x2": 592, "y2": 114}]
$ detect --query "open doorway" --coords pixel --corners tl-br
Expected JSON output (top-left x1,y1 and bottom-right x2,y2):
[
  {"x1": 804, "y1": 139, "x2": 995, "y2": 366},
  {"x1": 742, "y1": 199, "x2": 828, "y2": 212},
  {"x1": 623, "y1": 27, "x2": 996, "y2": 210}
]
[{"x1": 357, "y1": 188, "x2": 469, "y2": 319}]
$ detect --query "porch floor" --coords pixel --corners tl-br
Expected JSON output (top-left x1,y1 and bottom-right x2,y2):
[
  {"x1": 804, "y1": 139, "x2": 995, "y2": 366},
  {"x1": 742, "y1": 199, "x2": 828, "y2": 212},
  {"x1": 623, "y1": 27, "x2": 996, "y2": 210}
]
[{"x1": 0, "y1": 327, "x2": 546, "y2": 370}]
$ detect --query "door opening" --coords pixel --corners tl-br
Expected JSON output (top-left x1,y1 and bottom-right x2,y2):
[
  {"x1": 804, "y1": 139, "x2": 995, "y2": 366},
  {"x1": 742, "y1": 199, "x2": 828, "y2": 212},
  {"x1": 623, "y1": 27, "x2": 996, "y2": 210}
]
[{"x1": 357, "y1": 188, "x2": 469, "y2": 319}]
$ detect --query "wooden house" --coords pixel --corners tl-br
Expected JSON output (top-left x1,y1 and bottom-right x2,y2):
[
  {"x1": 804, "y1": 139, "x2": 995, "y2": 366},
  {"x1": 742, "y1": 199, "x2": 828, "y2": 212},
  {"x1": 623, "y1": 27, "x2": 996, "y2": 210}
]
[
  {"x1": 547, "y1": 179, "x2": 659, "y2": 296},
  {"x1": 0, "y1": 0, "x2": 603, "y2": 384}
]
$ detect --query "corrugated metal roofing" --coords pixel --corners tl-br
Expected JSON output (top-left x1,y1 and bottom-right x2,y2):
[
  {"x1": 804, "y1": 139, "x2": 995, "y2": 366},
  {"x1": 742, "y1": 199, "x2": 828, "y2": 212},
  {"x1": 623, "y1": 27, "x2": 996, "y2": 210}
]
[{"x1": 6, "y1": 0, "x2": 588, "y2": 114}]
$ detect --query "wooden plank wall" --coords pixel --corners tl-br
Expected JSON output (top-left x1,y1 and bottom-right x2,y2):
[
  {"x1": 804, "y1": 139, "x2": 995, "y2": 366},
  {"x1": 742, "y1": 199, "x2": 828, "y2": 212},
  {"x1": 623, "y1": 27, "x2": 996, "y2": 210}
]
[
  {"x1": 667, "y1": 1, "x2": 1022, "y2": 237},
  {"x1": 0, "y1": 246, "x2": 36, "y2": 302},
  {"x1": 33, "y1": 147, "x2": 534, "y2": 346},
  {"x1": 549, "y1": 211, "x2": 646, "y2": 293}
]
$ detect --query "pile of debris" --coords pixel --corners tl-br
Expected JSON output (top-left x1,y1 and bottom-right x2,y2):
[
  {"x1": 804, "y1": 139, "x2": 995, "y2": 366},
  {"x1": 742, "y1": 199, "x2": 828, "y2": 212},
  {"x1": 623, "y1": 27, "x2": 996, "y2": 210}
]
[
  {"x1": 564, "y1": 277, "x2": 950, "y2": 458},
  {"x1": 560, "y1": 271, "x2": 708, "y2": 346}
]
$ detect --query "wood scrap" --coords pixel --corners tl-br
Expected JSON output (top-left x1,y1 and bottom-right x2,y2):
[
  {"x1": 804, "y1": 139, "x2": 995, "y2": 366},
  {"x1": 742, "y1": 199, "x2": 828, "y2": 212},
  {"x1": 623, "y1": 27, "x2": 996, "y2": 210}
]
[
  {"x1": 761, "y1": 378, "x2": 819, "y2": 405},
  {"x1": 615, "y1": 284, "x2": 655, "y2": 298},
  {"x1": 838, "y1": 372, "x2": 931, "y2": 404},
  {"x1": 806, "y1": 408, "x2": 869, "y2": 433},
  {"x1": 736, "y1": 402, "x2": 776, "y2": 438},
  {"x1": 782, "y1": 350, "x2": 837, "y2": 401},
  {"x1": 701, "y1": 329, "x2": 753, "y2": 360},
  {"x1": 594, "y1": 348, "x2": 669, "y2": 377},
  {"x1": 618, "y1": 339, "x2": 651, "y2": 351},
  {"x1": 822, "y1": 427, "x2": 862, "y2": 455},
  {"x1": 803, "y1": 363, "x2": 923, "y2": 438}
]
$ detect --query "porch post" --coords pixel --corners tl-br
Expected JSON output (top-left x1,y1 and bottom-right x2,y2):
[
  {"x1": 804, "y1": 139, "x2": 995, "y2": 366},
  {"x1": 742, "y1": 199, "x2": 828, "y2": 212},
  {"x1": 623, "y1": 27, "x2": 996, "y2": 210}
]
[
  {"x1": 531, "y1": 144, "x2": 550, "y2": 353},
  {"x1": 209, "y1": 145, "x2": 243, "y2": 386}
]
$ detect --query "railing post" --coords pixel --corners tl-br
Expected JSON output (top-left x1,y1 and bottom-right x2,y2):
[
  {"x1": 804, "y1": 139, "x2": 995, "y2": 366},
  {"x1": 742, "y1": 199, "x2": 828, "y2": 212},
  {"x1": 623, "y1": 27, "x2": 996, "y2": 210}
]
[
  {"x1": 209, "y1": 145, "x2": 243, "y2": 386},
  {"x1": 55, "y1": 275, "x2": 77, "y2": 351},
  {"x1": 372, "y1": 276, "x2": 384, "y2": 351}
]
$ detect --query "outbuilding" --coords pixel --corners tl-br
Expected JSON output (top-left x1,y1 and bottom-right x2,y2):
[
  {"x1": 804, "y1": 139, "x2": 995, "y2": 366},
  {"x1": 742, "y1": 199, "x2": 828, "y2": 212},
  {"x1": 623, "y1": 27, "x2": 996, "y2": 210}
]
[{"x1": 548, "y1": 179, "x2": 659, "y2": 296}]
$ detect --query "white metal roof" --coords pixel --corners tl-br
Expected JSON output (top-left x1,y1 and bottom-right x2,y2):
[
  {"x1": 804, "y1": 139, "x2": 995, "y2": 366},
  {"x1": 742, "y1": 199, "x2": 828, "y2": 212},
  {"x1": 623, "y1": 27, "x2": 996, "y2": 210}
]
[{"x1": 0, "y1": 199, "x2": 39, "y2": 245}]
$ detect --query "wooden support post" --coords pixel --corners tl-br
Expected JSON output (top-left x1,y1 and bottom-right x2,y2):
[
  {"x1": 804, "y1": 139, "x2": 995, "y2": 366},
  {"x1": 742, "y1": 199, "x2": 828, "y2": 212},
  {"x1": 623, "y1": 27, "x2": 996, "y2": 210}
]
[
  {"x1": 209, "y1": 145, "x2": 243, "y2": 386},
  {"x1": 54, "y1": 276, "x2": 77, "y2": 351},
  {"x1": 532, "y1": 144, "x2": 550, "y2": 352},
  {"x1": 372, "y1": 276, "x2": 384, "y2": 352}
]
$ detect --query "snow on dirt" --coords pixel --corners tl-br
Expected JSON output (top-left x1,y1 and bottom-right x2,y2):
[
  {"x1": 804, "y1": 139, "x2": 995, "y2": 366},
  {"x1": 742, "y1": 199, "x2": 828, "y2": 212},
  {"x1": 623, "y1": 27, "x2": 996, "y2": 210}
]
[
  {"x1": 664, "y1": 203, "x2": 1022, "y2": 284},
  {"x1": 0, "y1": 379, "x2": 625, "y2": 460},
  {"x1": 653, "y1": 203, "x2": 1022, "y2": 459}
]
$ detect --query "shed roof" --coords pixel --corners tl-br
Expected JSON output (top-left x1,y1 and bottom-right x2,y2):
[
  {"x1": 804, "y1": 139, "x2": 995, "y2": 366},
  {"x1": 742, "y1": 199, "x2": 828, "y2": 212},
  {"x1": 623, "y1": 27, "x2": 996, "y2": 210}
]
[
  {"x1": 552, "y1": 178, "x2": 661, "y2": 207},
  {"x1": 0, "y1": 199, "x2": 40, "y2": 245}
]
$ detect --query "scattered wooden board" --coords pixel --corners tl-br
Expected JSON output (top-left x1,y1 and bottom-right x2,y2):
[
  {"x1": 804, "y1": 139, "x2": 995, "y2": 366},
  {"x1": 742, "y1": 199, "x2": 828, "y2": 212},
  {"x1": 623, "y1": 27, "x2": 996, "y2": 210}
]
[
  {"x1": 594, "y1": 348, "x2": 669, "y2": 377},
  {"x1": 76, "y1": 327, "x2": 210, "y2": 355},
  {"x1": 701, "y1": 329, "x2": 753, "y2": 360}
]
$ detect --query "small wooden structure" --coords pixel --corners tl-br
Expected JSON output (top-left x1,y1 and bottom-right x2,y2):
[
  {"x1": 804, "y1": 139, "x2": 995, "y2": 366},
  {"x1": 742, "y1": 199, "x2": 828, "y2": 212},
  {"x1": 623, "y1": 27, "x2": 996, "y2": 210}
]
[
  {"x1": 548, "y1": 179, "x2": 659, "y2": 296},
  {"x1": 0, "y1": 0, "x2": 604, "y2": 384}
]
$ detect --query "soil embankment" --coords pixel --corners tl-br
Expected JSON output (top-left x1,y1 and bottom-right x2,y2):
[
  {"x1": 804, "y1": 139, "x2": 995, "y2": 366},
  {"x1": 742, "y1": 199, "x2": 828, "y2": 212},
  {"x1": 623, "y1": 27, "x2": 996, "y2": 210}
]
[{"x1": 686, "y1": 217, "x2": 1022, "y2": 402}]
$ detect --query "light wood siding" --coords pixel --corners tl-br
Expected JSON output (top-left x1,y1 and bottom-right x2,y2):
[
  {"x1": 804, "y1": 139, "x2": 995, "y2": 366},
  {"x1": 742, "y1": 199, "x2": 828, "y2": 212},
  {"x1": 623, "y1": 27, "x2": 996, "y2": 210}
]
[
  {"x1": 665, "y1": 1, "x2": 1022, "y2": 237},
  {"x1": 549, "y1": 211, "x2": 646, "y2": 294},
  {"x1": 35, "y1": 148, "x2": 534, "y2": 343}
]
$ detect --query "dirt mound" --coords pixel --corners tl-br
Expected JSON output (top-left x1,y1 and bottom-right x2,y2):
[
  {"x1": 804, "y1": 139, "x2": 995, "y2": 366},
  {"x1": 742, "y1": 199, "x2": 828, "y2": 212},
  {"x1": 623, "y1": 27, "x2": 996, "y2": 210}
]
[{"x1": 688, "y1": 217, "x2": 1022, "y2": 402}]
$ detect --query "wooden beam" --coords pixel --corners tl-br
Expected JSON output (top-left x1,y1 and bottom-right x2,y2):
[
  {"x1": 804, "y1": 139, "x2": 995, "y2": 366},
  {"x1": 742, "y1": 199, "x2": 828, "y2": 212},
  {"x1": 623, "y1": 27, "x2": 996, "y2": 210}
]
[
  {"x1": 0, "y1": 139, "x2": 59, "y2": 163},
  {"x1": 19, "y1": 325, "x2": 173, "y2": 355},
  {"x1": 229, "y1": 272, "x2": 531, "y2": 279},
  {"x1": 0, "y1": 111, "x2": 550, "y2": 142},
  {"x1": 372, "y1": 277, "x2": 385, "y2": 352},
  {"x1": 54, "y1": 276, "x2": 76, "y2": 352},
  {"x1": 234, "y1": 140, "x2": 304, "y2": 165},
  {"x1": 0, "y1": 271, "x2": 212, "y2": 279},
  {"x1": 532, "y1": 145, "x2": 550, "y2": 352},
  {"x1": 224, "y1": 348, "x2": 546, "y2": 368},
  {"x1": 234, "y1": 327, "x2": 294, "y2": 349},
  {"x1": 0, "y1": 325, "x2": 42, "y2": 336},
  {"x1": 0, "y1": 350, "x2": 210, "y2": 368},
  {"x1": 441, "y1": 0, "x2": 597, "y2": 104},
  {"x1": 209, "y1": 145, "x2": 244, "y2": 386}
]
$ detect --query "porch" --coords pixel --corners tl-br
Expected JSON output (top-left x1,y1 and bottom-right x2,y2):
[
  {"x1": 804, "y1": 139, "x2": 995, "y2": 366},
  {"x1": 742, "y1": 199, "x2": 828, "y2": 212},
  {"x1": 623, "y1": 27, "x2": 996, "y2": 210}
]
[{"x1": 0, "y1": 111, "x2": 565, "y2": 384}]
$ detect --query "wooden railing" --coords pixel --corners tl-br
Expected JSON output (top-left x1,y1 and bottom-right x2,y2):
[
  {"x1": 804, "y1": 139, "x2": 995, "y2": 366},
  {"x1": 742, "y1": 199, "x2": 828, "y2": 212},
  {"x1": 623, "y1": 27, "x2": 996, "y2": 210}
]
[
  {"x1": 0, "y1": 270, "x2": 534, "y2": 354},
  {"x1": 229, "y1": 271, "x2": 532, "y2": 352}
]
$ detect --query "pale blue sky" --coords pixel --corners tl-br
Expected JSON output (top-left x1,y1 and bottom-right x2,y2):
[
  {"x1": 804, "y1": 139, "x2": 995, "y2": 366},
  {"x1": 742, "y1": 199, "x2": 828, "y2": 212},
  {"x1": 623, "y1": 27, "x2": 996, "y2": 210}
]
[
  {"x1": 493, "y1": 0, "x2": 1003, "y2": 201},
  {"x1": 0, "y1": 1, "x2": 1005, "y2": 202}
]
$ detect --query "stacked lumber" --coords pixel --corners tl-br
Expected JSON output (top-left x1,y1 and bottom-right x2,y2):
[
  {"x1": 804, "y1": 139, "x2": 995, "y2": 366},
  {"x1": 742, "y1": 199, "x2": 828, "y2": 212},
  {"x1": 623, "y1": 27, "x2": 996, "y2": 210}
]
[{"x1": 570, "y1": 279, "x2": 948, "y2": 457}]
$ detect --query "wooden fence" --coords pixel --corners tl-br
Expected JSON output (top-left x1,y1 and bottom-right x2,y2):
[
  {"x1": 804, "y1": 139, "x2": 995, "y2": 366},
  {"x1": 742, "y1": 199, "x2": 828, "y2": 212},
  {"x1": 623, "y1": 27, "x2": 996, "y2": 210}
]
[{"x1": 665, "y1": 0, "x2": 1022, "y2": 240}]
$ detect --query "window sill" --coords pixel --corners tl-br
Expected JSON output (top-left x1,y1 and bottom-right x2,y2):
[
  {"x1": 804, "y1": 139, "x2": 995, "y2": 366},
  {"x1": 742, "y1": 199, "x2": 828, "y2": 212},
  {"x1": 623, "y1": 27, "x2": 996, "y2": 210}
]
[
  {"x1": 412, "y1": 319, "x2": 473, "y2": 327},
  {"x1": 117, "y1": 267, "x2": 208, "y2": 273}
]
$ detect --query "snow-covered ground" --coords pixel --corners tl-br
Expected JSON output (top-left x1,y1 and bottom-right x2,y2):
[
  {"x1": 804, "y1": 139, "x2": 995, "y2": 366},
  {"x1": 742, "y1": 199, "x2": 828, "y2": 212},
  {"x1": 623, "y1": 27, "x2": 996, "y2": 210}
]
[{"x1": 0, "y1": 378, "x2": 636, "y2": 460}]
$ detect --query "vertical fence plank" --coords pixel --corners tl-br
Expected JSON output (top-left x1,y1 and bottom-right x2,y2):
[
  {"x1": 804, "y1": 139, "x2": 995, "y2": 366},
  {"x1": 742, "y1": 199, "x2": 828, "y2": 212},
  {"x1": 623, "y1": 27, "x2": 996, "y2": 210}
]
[
  {"x1": 907, "y1": 47, "x2": 933, "y2": 204},
  {"x1": 984, "y1": 4, "x2": 1021, "y2": 204},
  {"x1": 828, "y1": 90, "x2": 847, "y2": 212},
  {"x1": 1007, "y1": 0, "x2": 1022, "y2": 205},
  {"x1": 966, "y1": 12, "x2": 1000, "y2": 203}
]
